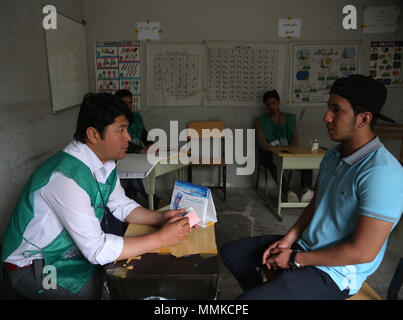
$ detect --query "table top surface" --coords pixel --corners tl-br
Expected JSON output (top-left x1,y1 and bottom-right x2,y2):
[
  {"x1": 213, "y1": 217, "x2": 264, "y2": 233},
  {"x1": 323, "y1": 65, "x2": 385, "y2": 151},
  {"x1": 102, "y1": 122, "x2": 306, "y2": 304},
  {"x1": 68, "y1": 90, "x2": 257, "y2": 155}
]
[{"x1": 270, "y1": 146, "x2": 326, "y2": 157}]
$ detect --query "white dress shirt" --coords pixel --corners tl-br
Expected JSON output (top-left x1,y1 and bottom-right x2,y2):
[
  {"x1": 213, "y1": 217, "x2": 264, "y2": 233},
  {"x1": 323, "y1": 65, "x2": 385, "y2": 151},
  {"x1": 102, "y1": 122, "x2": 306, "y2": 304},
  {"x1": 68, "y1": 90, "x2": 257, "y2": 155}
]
[{"x1": 6, "y1": 141, "x2": 140, "y2": 267}]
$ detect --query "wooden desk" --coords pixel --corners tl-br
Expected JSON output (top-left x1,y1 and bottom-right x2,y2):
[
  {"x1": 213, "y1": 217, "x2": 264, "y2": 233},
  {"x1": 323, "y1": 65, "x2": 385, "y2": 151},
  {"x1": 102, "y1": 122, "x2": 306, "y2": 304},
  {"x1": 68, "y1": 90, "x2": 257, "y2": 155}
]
[
  {"x1": 270, "y1": 147, "x2": 325, "y2": 220},
  {"x1": 117, "y1": 152, "x2": 188, "y2": 210},
  {"x1": 105, "y1": 224, "x2": 219, "y2": 300}
]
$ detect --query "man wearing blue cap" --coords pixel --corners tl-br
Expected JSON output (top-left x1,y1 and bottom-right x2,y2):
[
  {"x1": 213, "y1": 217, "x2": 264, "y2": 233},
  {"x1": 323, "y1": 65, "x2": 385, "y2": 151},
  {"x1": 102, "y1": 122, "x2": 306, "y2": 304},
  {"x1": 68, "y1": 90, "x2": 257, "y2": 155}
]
[{"x1": 220, "y1": 74, "x2": 403, "y2": 299}]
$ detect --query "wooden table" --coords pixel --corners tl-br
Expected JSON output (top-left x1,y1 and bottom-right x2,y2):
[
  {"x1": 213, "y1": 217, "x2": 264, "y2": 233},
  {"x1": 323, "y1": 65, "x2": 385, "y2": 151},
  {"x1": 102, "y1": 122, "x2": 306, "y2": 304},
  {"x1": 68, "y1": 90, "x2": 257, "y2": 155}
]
[
  {"x1": 105, "y1": 224, "x2": 219, "y2": 300},
  {"x1": 270, "y1": 147, "x2": 325, "y2": 220}
]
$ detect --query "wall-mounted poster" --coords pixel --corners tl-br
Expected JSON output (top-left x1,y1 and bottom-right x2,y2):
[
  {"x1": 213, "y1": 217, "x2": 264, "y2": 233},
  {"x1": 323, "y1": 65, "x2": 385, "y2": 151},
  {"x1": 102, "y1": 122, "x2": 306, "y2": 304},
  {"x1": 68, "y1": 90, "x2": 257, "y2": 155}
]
[
  {"x1": 95, "y1": 41, "x2": 141, "y2": 111},
  {"x1": 363, "y1": 6, "x2": 400, "y2": 34},
  {"x1": 205, "y1": 41, "x2": 285, "y2": 106},
  {"x1": 369, "y1": 41, "x2": 403, "y2": 86},
  {"x1": 146, "y1": 42, "x2": 207, "y2": 106},
  {"x1": 290, "y1": 42, "x2": 360, "y2": 104}
]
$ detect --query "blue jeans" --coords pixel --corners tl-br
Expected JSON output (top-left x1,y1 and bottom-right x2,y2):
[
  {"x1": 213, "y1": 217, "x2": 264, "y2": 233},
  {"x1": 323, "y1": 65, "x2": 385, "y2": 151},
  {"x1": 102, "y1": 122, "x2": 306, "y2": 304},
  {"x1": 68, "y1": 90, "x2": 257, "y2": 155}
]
[{"x1": 219, "y1": 235, "x2": 351, "y2": 300}]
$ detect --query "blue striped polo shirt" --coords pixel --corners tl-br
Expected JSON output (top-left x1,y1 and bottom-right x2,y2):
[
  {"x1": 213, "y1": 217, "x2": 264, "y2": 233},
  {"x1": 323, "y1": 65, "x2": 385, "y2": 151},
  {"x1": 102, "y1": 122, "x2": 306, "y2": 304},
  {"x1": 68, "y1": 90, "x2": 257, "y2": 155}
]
[{"x1": 297, "y1": 137, "x2": 403, "y2": 295}]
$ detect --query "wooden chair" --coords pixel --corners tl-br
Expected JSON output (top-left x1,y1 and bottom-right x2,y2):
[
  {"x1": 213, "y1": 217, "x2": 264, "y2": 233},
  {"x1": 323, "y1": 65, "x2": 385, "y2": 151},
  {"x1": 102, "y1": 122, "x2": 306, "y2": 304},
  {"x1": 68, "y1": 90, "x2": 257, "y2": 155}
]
[
  {"x1": 374, "y1": 122, "x2": 403, "y2": 164},
  {"x1": 346, "y1": 282, "x2": 382, "y2": 300},
  {"x1": 187, "y1": 121, "x2": 226, "y2": 201}
]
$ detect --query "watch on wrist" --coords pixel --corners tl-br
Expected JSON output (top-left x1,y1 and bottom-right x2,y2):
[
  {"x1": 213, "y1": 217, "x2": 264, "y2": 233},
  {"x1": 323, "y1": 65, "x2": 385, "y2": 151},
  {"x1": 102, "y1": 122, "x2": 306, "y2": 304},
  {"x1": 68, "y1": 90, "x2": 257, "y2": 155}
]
[{"x1": 288, "y1": 249, "x2": 301, "y2": 270}]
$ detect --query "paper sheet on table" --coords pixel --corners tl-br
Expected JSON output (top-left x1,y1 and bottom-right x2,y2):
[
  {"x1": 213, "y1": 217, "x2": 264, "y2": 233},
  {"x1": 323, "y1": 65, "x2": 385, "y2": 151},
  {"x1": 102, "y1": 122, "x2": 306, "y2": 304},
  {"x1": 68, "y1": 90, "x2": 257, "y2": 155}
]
[{"x1": 125, "y1": 223, "x2": 217, "y2": 257}]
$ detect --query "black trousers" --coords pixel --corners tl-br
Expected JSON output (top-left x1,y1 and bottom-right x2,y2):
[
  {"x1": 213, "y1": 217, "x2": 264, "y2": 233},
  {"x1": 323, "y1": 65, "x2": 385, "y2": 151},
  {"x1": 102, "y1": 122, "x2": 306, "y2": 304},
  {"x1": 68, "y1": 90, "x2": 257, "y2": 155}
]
[{"x1": 219, "y1": 235, "x2": 351, "y2": 300}]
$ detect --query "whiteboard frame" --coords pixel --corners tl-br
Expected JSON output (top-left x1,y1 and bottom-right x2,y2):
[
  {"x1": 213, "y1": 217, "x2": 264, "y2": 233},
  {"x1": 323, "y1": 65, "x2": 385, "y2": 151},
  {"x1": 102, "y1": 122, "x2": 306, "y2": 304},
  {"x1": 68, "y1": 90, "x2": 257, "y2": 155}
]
[{"x1": 43, "y1": 10, "x2": 89, "y2": 114}]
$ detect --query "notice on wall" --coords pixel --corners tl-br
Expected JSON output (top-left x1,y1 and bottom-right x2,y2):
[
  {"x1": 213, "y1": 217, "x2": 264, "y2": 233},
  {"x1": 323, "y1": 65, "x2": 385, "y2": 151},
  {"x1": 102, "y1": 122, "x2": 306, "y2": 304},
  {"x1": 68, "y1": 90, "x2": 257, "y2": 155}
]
[
  {"x1": 278, "y1": 18, "x2": 301, "y2": 38},
  {"x1": 205, "y1": 41, "x2": 285, "y2": 106},
  {"x1": 369, "y1": 41, "x2": 403, "y2": 86},
  {"x1": 136, "y1": 21, "x2": 161, "y2": 41},
  {"x1": 363, "y1": 6, "x2": 400, "y2": 34},
  {"x1": 290, "y1": 42, "x2": 360, "y2": 104},
  {"x1": 95, "y1": 41, "x2": 141, "y2": 111}
]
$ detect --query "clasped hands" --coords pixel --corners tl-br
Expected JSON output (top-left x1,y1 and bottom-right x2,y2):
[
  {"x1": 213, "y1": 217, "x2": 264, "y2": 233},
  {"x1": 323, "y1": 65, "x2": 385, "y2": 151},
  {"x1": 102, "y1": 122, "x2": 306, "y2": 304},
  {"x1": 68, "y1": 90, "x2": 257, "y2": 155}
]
[{"x1": 262, "y1": 239, "x2": 294, "y2": 270}]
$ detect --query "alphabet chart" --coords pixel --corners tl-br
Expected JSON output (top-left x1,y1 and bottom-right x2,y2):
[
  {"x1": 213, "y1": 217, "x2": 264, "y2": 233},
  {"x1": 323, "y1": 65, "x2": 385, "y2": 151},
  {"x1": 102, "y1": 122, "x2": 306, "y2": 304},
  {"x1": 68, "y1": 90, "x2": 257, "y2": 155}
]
[
  {"x1": 290, "y1": 42, "x2": 360, "y2": 104},
  {"x1": 205, "y1": 41, "x2": 285, "y2": 106},
  {"x1": 95, "y1": 41, "x2": 141, "y2": 111},
  {"x1": 146, "y1": 42, "x2": 207, "y2": 106}
]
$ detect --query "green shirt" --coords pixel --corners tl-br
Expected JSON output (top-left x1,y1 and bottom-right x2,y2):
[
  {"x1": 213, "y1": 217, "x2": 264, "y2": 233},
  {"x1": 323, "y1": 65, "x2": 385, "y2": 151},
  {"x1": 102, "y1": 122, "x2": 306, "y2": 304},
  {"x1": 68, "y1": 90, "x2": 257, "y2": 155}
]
[
  {"x1": 128, "y1": 112, "x2": 145, "y2": 147},
  {"x1": 258, "y1": 113, "x2": 296, "y2": 147}
]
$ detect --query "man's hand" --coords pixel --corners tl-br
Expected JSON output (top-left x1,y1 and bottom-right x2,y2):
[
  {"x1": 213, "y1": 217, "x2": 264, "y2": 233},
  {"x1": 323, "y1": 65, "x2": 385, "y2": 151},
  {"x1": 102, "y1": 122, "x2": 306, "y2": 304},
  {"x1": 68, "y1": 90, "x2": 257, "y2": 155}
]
[
  {"x1": 157, "y1": 208, "x2": 186, "y2": 225},
  {"x1": 157, "y1": 215, "x2": 190, "y2": 247},
  {"x1": 264, "y1": 247, "x2": 294, "y2": 270},
  {"x1": 262, "y1": 238, "x2": 293, "y2": 266}
]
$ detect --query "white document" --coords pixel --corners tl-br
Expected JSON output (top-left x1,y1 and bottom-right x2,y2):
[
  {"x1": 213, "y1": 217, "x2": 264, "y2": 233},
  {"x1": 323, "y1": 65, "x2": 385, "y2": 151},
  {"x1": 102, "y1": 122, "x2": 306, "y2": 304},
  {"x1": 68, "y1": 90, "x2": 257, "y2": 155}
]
[
  {"x1": 363, "y1": 6, "x2": 400, "y2": 34},
  {"x1": 170, "y1": 180, "x2": 217, "y2": 228},
  {"x1": 117, "y1": 149, "x2": 186, "y2": 178},
  {"x1": 137, "y1": 21, "x2": 161, "y2": 40},
  {"x1": 117, "y1": 153, "x2": 157, "y2": 179},
  {"x1": 278, "y1": 18, "x2": 301, "y2": 38}
]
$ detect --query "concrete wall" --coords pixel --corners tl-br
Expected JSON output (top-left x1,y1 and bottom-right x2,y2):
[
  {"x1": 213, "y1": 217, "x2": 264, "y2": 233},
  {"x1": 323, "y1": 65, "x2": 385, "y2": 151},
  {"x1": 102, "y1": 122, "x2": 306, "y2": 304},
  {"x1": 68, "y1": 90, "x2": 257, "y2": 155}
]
[
  {"x1": 1, "y1": 0, "x2": 402, "y2": 238},
  {"x1": 83, "y1": 0, "x2": 403, "y2": 189},
  {"x1": 0, "y1": 0, "x2": 84, "y2": 237}
]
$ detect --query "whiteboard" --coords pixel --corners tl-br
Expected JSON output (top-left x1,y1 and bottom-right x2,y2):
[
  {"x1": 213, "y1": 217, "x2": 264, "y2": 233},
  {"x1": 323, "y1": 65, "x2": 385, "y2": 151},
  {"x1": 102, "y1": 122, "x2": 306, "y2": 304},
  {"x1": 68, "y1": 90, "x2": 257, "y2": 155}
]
[{"x1": 44, "y1": 13, "x2": 89, "y2": 113}]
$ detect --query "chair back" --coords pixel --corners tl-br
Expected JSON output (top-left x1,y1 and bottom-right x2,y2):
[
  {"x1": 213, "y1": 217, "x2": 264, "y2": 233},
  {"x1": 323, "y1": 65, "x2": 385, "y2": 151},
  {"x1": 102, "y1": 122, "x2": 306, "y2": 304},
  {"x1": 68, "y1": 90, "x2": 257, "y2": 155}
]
[
  {"x1": 187, "y1": 121, "x2": 226, "y2": 165},
  {"x1": 188, "y1": 121, "x2": 225, "y2": 139},
  {"x1": 374, "y1": 122, "x2": 403, "y2": 164}
]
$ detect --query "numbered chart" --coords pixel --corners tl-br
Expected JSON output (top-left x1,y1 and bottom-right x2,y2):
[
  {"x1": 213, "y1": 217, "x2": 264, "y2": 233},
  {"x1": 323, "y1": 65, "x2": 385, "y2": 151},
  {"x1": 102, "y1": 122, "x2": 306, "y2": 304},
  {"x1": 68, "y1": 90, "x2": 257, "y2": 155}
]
[
  {"x1": 205, "y1": 41, "x2": 285, "y2": 106},
  {"x1": 207, "y1": 47, "x2": 277, "y2": 104}
]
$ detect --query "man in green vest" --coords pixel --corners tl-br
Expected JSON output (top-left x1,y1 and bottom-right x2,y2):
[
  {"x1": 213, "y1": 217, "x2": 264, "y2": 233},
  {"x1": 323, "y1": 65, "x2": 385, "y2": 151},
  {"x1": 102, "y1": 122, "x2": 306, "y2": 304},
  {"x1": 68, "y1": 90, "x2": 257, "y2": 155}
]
[
  {"x1": 256, "y1": 90, "x2": 314, "y2": 203},
  {"x1": 1, "y1": 93, "x2": 190, "y2": 299}
]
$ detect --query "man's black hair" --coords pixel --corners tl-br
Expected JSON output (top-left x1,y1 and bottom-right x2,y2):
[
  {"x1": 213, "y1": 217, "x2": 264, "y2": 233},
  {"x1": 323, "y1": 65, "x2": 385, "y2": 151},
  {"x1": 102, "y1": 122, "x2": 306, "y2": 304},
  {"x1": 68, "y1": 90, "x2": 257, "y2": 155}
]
[
  {"x1": 263, "y1": 90, "x2": 280, "y2": 103},
  {"x1": 114, "y1": 89, "x2": 133, "y2": 99},
  {"x1": 73, "y1": 93, "x2": 133, "y2": 143}
]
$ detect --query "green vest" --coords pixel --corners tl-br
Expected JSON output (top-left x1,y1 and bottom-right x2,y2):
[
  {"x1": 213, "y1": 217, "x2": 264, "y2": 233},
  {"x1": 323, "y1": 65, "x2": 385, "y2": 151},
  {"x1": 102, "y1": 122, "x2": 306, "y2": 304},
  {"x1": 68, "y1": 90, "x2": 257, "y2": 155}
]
[
  {"x1": 1, "y1": 151, "x2": 117, "y2": 294},
  {"x1": 128, "y1": 112, "x2": 145, "y2": 147},
  {"x1": 259, "y1": 113, "x2": 296, "y2": 147}
]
